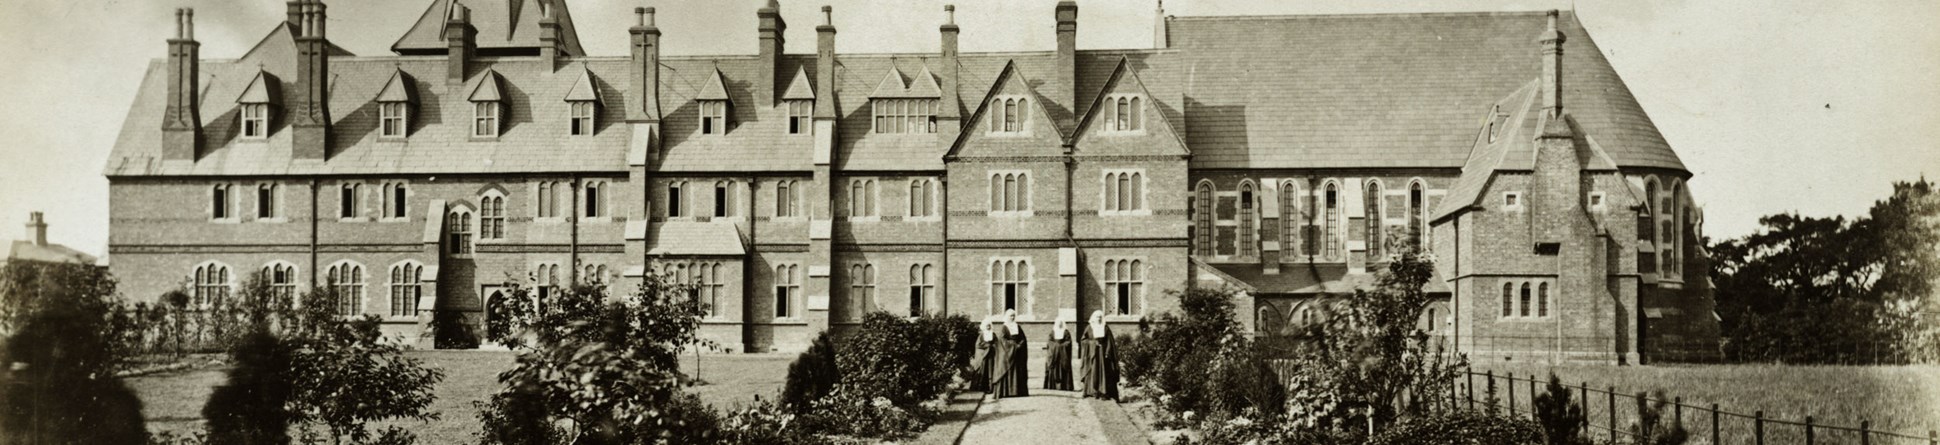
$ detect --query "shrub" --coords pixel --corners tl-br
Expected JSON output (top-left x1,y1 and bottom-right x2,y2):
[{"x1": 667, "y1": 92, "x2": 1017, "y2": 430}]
[
  {"x1": 1277, "y1": 248, "x2": 1466, "y2": 431},
  {"x1": 718, "y1": 398, "x2": 829, "y2": 445},
  {"x1": 782, "y1": 331, "x2": 841, "y2": 410},
  {"x1": 799, "y1": 385, "x2": 934, "y2": 440},
  {"x1": 1118, "y1": 332, "x2": 1156, "y2": 385},
  {"x1": 284, "y1": 287, "x2": 443, "y2": 445},
  {"x1": 203, "y1": 331, "x2": 295, "y2": 445},
  {"x1": 430, "y1": 309, "x2": 479, "y2": 349},
  {"x1": 836, "y1": 312, "x2": 970, "y2": 408},
  {"x1": 1368, "y1": 412, "x2": 1545, "y2": 445},
  {"x1": 1532, "y1": 374, "x2": 1588, "y2": 445},
  {"x1": 1629, "y1": 390, "x2": 1691, "y2": 445},
  {"x1": 0, "y1": 294, "x2": 149, "y2": 444}
]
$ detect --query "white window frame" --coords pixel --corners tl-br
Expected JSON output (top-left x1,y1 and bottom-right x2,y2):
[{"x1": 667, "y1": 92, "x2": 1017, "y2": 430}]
[
  {"x1": 906, "y1": 178, "x2": 938, "y2": 220},
  {"x1": 254, "y1": 182, "x2": 284, "y2": 222},
  {"x1": 447, "y1": 208, "x2": 474, "y2": 256},
  {"x1": 1100, "y1": 168, "x2": 1149, "y2": 215},
  {"x1": 478, "y1": 191, "x2": 506, "y2": 241},
  {"x1": 1588, "y1": 191, "x2": 1607, "y2": 213},
  {"x1": 847, "y1": 178, "x2": 879, "y2": 221},
  {"x1": 535, "y1": 181, "x2": 566, "y2": 222},
  {"x1": 241, "y1": 103, "x2": 270, "y2": 139},
  {"x1": 326, "y1": 260, "x2": 366, "y2": 317},
  {"x1": 666, "y1": 181, "x2": 687, "y2": 218},
  {"x1": 261, "y1": 261, "x2": 300, "y2": 303},
  {"x1": 1499, "y1": 279, "x2": 1555, "y2": 320},
  {"x1": 849, "y1": 263, "x2": 877, "y2": 318},
  {"x1": 787, "y1": 100, "x2": 814, "y2": 135},
  {"x1": 1103, "y1": 258, "x2": 1145, "y2": 316},
  {"x1": 473, "y1": 101, "x2": 501, "y2": 137},
  {"x1": 381, "y1": 182, "x2": 410, "y2": 222},
  {"x1": 908, "y1": 263, "x2": 934, "y2": 317},
  {"x1": 211, "y1": 184, "x2": 237, "y2": 222},
  {"x1": 583, "y1": 180, "x2": 608, "y2": 221},
  {"x1": 1102, "y1": 94, "x2": 1145, "y2": 134},
  {"x1": 774, "y1": 263, "x2": 800, "y2": 320},
  {"x1": 713, "y1": 181, "x2": 736, "y2": 218},
  {"x1": 379, "y1": 102, "x2": 409, "y2": 138},
  {"x1": 388, "y1": 261, "x2": 424, "y2": 319},
  {"x1": 987, "y1": 258, "x2": 1033, "y2": 317},
  {"x1": 986, "y1": 170, "x2": 1033, "y2": 216},
  {"x1": 191, "y1": 261, "x2": 233, "y2": 309},
  {"x1": 533, "y1": 263, "x2": 562, "y2": 302},
  {"x1": 872, "y1": 98, "x2": 937, "y2": 134},
  {"x1": 699, "y1": 100, "x2": 729, "y2": 135},
  {"x1": 1503, "y1": 191, "x2": 1524, "y2": 212},
  {"x1": 987, "y1": 96, "x2": 1031, "y2": 135},
  {"x1": 569, "y1": 100, "x2": 596, "y2": 136},
  {"x1": 773, "y1": 179, "x2": 802, "y2": 219}
]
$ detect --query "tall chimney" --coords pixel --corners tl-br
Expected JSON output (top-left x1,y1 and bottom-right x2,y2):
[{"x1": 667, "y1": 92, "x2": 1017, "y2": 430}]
[
  {"x1": 292, "y1": 0, "x2": 332, "y2": 160},
  {"x1": 813, "y1": 6, "x2": 837, "y2": 120},
  {"x1": 25, "y1": 212, "x2": 47, "y2": 247},
  {"x1": 1054, "y1": 1, "x2": 1077, "y2": 127},
  {"x1": 539, "y1": 0, "x2": 561, "y2": 71},
  {"x1": 446, "y1": 4, "x2": 474, "y2": 85},
  {"x1": 628, "y1": 7, "x2": 662, "y2": 122},
  {"x1": 287, "y1": 0, "x2": 305, "y2": 30},
  {"x1": 937, "y1": 5, "x2": 961, "y2": 145},
  {"x1": 1539, "y1": 10, "x2": 1566, "y2": 118},
  {"x1": 161, "y1": 8, "x2": 202, "y2": 161},
  {"x1": 757, "y1": 0, "x2": 786, "y2": 106},
  {"x1": 1153, "y1": 0, "x2": 1168, "y2": 49}
]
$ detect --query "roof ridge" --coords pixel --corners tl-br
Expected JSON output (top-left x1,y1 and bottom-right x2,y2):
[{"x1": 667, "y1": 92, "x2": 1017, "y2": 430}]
[{"x1": 1171, "y1": 9, "x2": 1556, "y2": 22}]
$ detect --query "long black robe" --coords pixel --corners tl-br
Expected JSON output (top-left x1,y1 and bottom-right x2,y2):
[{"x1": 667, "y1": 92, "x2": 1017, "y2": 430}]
[
  {"x1": 1080, "y1": 326, "x2": 1120, "y2": 400},
  {"x1": 968, "y1": 335, "x2": 994, "y2": 392},
  {"x1": 990, "y1": 326, "x2": 1031, "y2": 398},
  {"x1": 1043, "y1": 329, "x2": 1074, "y2": 391}
]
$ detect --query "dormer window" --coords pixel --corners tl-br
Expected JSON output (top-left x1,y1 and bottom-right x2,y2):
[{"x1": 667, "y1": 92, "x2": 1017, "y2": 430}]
[
  {"x1": 379, "y1": 103, "x2": 408, "y2": 137},
  {"x1": 1104, "y1": 94, "x2": 1143, "y2": 133},
  {"x1": 241, "y1": 104, "x2": 270, "y2": 138},
  {"x1": 788, "y1": 100, "x2": 813, "y2": 134},
  {"x1": 990, "y1": 97, "x2": 1030, "y2": 134},
  {"x1": 872, "y1": 99, "x2": 937, "y2": 134},
  {"x1": 473, "y1": 102, "x2": 500, "y2": 137},
  {"x1": 569, "y1": 101, "x2": 596, "y2": 136},
  {"x1": 1487, "y1": 105, "x2": 1508, "y2": 143},
  {"x1": 699, "y1": 101, "x2": 729, "y2": 135}
]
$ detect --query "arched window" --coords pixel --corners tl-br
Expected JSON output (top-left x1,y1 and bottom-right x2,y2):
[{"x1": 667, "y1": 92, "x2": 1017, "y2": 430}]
[
  {"x1": 1240, "y1": 181, "x2": 1258, "y2": 257},
  {"x1": 774, "y1": 264, "x2": 799, "y2": 318},
  {"x1": 1281, "y1": 181, "x2": 1302, "y2": 257},
  {"x1": 192, "y1": 262, "x2": 232, "y2": 307},
  {"x1": 584, "y1": 181, "x2": 606, "y2": 218},
  {"x1": 1537, "y1": 282, "x2": 1550, "y2": 317},
  {"x1": 390, "y1": 262, "x2": 422, "y2": 317},
  {"x1": 1130, "y1": 97, "x2": 1142, "y2": 130},
  {"x1": 1501, "y1": 282, "x2": 1514, "y2": 317},
  {"x1": 989, "y1": 172, "x2": 1029, "y2": 212},
  {"x1": 339, "y1": 183, "x2": 360, "y2": 219},
  {"x1": 1426, "y1": 307, "x2": 1438, "y2": 332},
  {"x1": 1409, "y1": 181, "x2": 1427, "y2": 251},
  {"x1": 990, "y1": 259, "x2": 1030, "y2": 313},
  {"x1": 1258, "y1": 304, "x2": 1284, "y2": 336},
  {"x1": 909, "y1": 264, "x2": 934, "y2": 317},
  {"x1": 714, "y1": 181, "x2": 734, "y2": 218},
  {"x1": 447, "y1": 209, "x2": 473, "y2": 254},
  {"x1": 1665, "y1": 181, "x2": 1682, "y2": 273},
  {"x1": 1519, "y1": 282, "x2": 1532, "y2": 317},
  {"x1": 536, "y1": 182, "x2": 554, "y2": 218},
  {"x1": 327, "y1": 261, "x2": 365, "y2": 316},
  {"x1": 1365, "y1": 180, "x2": 1384, "y2": 259},
  {"x1": 535, "y1": 263, "x2": 561, "y2": 302},
  {"x1": 776, "y1": 180, "x2": 798, "y2": 217},
  {"x1": 1116, "y1": 97, "x2": 1130, "y2": 131},
  {"x1": 1194, "y1": 181, "x2": 1214, "y2": 256},
  {"x1": 256, "y1": 183, "x2": 280, "y2": 219},
  {"x1": 261, "y1": 262, "x2": 299, "y2": 303},
  {"x1": 1324, "y1": 181, "x2": 1342, "y2": 261},
  {"x1": 909, "y1": 179, "x2": 936, "y2": 218},
  {"x1": 383, "y1": 182, "x2": 409, "y2": 219},
  {"x1": 850, "y1": 263, "x2": 876, "y2": 317},
  {"x1": 479, "y1": 193, "x2": 505, "y2": 240}
]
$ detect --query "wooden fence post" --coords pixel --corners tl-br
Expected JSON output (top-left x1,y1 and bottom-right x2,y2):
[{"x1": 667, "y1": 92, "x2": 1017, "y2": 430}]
[
  {"x1": 1927, "y1": 429, "x2": 1935, "y2": 445},
  {"x1": 1508, "y1": 372, "x2": 1516, "y2": 417},
  {"x1": 1485, "y1": 370, "x2": 1496, "y2": 414},
  {"x1": 1607, "y1": 386, "x2": 1617, "y2": 442},
  {"x1": 1673, "y1": 396, "x2": 1683, "y2": 431},
  {"x1": 1636, "y1": 391, "x2": 1650, "y2": 440},
  {"x1": 1466, "y1": 369, "x2": 1476, "y2": 411},
  {"x1": 1805, "y1": 416, "x2": 1815, "y2": 445},
  {"x1": 1754, "y1": 410, "x2": 1765, "y2": 445},
  {"x1": 1710, "y1": 403, "x2": 1721, "y2": 445},
  {"x1": 1529, "y1": 378, "x2": 1538, "y2": 421},
  {"x1": 1579, "y1": 382, "x2": 1591, "y2": 433},
  {"x1": 1858, "y1": 420, "x2": 1870, "y2": 445}
]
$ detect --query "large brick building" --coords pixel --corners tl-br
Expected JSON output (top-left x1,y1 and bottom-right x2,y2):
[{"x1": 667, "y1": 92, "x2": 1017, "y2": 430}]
[{"x1": 103, "y1": 0, "x2": 1717, "y2": 363}]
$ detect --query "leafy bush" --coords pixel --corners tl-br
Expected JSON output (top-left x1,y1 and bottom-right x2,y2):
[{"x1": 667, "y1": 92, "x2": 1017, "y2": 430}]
[
  {"x1": 1629, "y1": 390, "x2": 1691, "y2": 445},
  {"x1": 799, "y1": 385, "x2": 935, "y2": 440},
  {"x1": 836, "y1": 312, "x2": 973, "y2": 408},
  {"x1": 475, "y1": 272, "x2": 721, "y2": 444},
  {"x1": 1368, "y1": 412, "x2": 1544, "y2": 445},
  {"x1": 1532, "y1": 374, "x2": 1588, "y2": 445},
  {"x1": 283, "y1": 287, "x2": 443, "y2": 445},
  {"x1": 718, "y1": 398, "x2": 829, "y2": 445},
  {"x1": 1117, "y1": 331, "x2": 1156, "y2": 386},
  {"x1": 782, "y1": 331, "x2": 840, "y2": 410},
  {"x1": 203, "y1": 331, "x2": 295, "y2": 445},
  {"x1": 0, "y1": 288, "x2": 149, "y2": 444}
]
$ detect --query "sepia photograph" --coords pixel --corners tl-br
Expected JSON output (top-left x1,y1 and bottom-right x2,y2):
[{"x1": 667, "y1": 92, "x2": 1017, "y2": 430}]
[{"x1": 0, "y1": 0, "x2": 1935, "y2": 443}]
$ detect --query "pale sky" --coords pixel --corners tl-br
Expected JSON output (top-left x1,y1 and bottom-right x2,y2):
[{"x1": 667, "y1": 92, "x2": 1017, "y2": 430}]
[{"x1": 1, "y1": 0, "x2": 1936, "y2": 257}]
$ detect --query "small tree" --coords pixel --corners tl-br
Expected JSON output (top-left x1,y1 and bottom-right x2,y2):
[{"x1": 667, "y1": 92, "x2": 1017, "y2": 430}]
[
  {"x1": 204, "y1": 331, "x2": 295, "y2": 445},
  {"x1": 1532, "y1": 374, "x2": 1588, "y2": 445},
  {"x1": 475, "y1": 271, "x2": 720, "y2": 444},
  {"x1": 0, "y1": 262, "x2": 148, "y2": 444},
  {"x1": 284, "y1": 287, "x2": 444, "y2": 445},
  {"x1": 1285, "y1": 246, "x2": 1466, "y2": 430},
  {"x1": 782, "y1": 331, "x2": 841, "y2": 410}
]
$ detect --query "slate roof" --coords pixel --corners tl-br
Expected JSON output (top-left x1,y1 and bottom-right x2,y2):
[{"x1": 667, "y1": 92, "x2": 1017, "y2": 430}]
[
  {"x1": 105, "y1": 9, "x2": 1684, "y2": 178},
  {"x1": 1433, "y1": 77, "x2": 1624, "y2": 221},
  {"x1": 392, "y1": 0, "x2": 585, "y2": 57},
  {"x1": 3, "y1": 241, "x2": 99, "y2": 266},
  {"x1": 645, "y1": 222, "x2": 745, "y2": 256},
  {"x1": 1211, "y1": 262, "x2": 1452, "y2": 295}
]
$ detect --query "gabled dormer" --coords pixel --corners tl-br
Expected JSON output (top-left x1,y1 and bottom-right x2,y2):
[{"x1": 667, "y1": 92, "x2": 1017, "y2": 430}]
[
  {"x1": 781, "y1": 67, "x2": 815, "y2": 135},
  {"x1": 466, "y1": 69, "x2": 505, "y2": 138},
  {"x1": 696, "y1": 68, "x2": 732, "y2": 135},
  {"x1": 235, "y1": 70, "x2": 281, "y2": 140},
  {"x1": 868, "y1": 66, "x2": 940, "y2": 134},
  {"x1": 1071, "y1": 57, "x2": 1188, "y2": 156},
  {"x1": 945, "y1": 61, "x2": 1065, "y2": 159},
  {"x1": 563, "y1": 67, "x2": 602, "y2": 136},
  {"x1": 375, "y1": 69, "x2": 417, "y2": 138}
]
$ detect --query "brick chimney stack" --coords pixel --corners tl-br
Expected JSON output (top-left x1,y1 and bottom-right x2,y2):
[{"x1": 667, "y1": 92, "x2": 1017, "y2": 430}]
[
  {"x1": 937, "y1": 5, "x2": 961, "y2": 146},
  {"x1": 540, "y1": 0, "x2": 561, "y2": 71},
  {"x1": 1154, "y1": 0, "x2": 1168, "y2": 49},
  {"x1": 1054, "y1": 1, "x2": 1077, "y2": 129},
  {"x1": 813, "y1": 6, "x2": 837, "y2": 120},
  {"x1": 446, "y1": 3, "x2": 475, "y2": 86},
  {"x1": 628, "y1": 7, "x2": 662, "y2": 122},
  {"x1": 25, "y1": 212, "x2": 47, "y2": 247},
  {"x1": 757, "y1": 0, "x2": 787, "y2": 107},
  {"x1": 292, "y1": 0, "x2": 332, "y2": 160},
  {"x1": 161, "y1": 8, "x2": 202, "y2": 161},
  {"x1": 1539, "y1": 10, "x2": 1566, "y2": 118}
]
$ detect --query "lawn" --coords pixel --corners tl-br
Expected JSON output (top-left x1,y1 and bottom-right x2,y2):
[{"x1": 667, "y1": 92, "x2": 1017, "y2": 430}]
[
  {"x1": 128, "y1": 350, "x2": 794, "y2": 443},
  {"x1": 1469, "y1": 362, "x2": 1940, "y2": 444}
]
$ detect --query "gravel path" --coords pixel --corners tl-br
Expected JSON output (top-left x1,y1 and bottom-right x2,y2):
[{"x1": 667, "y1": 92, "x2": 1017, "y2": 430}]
[{"x1": 957, "y1": 351, "x2": 1144, "y2": 445}]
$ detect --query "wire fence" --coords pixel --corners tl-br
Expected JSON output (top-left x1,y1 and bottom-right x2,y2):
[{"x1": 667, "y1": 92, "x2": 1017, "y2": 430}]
[{"x1": 1442, "y1": 366, "x2": 1940, "y2": 445}]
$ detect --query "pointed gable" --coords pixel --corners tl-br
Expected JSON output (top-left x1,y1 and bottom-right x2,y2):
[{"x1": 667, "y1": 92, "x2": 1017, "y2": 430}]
[
  {"x1": 869, "y1": 67, "x2": 908, "y2": 98},
  {"x1": 392, "y1": 0, "x2": 585, "y2": 56},
  {"x1": 236, "y1": 70, "x2": 280, "y2": 105},
  {"x1": 375, "y1": 69, "x2": 416, "y2": 103},
  {"x1": 563, "y1": 67, "x2": 601, "y2": 103},
  {"x1": 906, "y1": 66, "x2": 942, "y2": 98},
  {"x1": 1071, "y1": 57, "x2": 1188, "y2": 155},
  {"x1": 945, "y1": 60, "x2": 1067, "y2": 159},
  {"x1": 781, "y1": 67, "x2": 815, "y2": 101},
  {"x1": 696, "y1": 68, "x2": 731, "y2": 102},
  {"x1": 466, "y1": 69, "x2": 503, "y2": 102}
]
